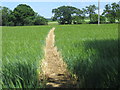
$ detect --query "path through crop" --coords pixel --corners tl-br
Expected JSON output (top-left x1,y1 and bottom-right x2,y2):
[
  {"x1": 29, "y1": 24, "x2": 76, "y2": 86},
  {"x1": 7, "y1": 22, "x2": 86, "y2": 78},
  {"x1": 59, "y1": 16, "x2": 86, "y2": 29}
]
[{"x1": 41, "y1": 27, "x2": 77, "y2": 88}]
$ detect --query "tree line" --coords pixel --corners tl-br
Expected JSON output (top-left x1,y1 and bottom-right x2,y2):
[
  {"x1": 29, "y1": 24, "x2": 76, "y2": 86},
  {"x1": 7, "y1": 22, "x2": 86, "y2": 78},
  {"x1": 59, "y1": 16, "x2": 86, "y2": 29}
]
[
  {"x1": 0, "y1": 4, "x2": 48, "y2": 26},
  {"x1": 0, "y1": 2, "x2": 120, "y2": 26},
  {"x1": 52, "y1": 2, "x2": 120, "y2": 24}
]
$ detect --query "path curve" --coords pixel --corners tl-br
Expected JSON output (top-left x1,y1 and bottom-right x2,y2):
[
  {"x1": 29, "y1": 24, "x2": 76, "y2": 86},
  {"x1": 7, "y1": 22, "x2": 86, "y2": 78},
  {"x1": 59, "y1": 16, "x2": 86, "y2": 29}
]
[{"x1": 41, "y1": 27, "x2": 77, "y2": 88}]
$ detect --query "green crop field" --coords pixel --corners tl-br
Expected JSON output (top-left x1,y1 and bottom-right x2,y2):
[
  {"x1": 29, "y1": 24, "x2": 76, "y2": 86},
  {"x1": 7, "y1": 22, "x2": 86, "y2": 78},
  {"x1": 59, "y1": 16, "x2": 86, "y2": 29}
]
[
  {"x1": 2, "y1": 26, "x2": 52, "y2": 88},
  {"x1": 2, "y1": 24, "x2": 119, "y2": 88},
  {"x1": 55, "y1": 24, "x2": 118, "y2": 88}
]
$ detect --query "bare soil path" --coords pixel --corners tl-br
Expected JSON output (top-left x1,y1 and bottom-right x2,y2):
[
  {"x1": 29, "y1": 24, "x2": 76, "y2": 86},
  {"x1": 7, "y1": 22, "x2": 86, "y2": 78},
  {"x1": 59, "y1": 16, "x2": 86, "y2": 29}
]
[{"x1": 41, "y1": 27, "x2": 77, "y2": 88}]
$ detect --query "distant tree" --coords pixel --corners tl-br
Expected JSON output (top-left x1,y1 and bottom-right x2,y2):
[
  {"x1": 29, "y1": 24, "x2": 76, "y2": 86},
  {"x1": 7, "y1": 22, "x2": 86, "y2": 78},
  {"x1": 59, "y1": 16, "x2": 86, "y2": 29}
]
[
  {"x1": 102, "y1": 4, "x2": 112, "y2": 23},
  {"x1": 72, "y1": 9, "x2": 85, "y2": 24},
  {"x1": 34, "y1": 13, "x2": 48, "y2": 25},
  {"x1": 52, "y1": 6, "x2": 79, "y2": 24},
  {"x1": 85, "y1": 5, "x2": 98, "y2": 22},
  {"x1": 0, "y1": 6, "x2": 2, "y2": 26},
  {"x1": 1, "y1": 4, "x2": 47, "y2": 26},
  {"x1": 73, "y1": 16, "x2": 84, "y2": 24},
  {"x1": 100, "y1": 15, "x2": 106, "y2": 24},
  {"x1": 13, "y1": 4, "x2": 35, "y2": 26},
  {"x1": 90, "y1": 14, "x2": 106, "y2": 24},
  {"x1": 82, "y1": 8, "x2": 87, "y2": 18},
  {"x1": 23, "y1": 16, "x2": 35, "y2": 25},
  {"x1": 118, "y1": 1, "x2": 120, "y2": 22},
  {"x1": 111, "y1": 2, "x2": 120, "y2": 22},
  {"x1": 0, "y1": 6, "x2": 15, "y2": 26},
  {"x1": 102, "y1": 2, "x2": 120, "y2": 23},
  {"x1": 90, "y1": 14, "x2": 98, "y2": 23},
  {"x1": 13, "y1": 4, "x2": 48, "y2": 26},
  {"x1": 51, "y1": 16, "x2": 56, "y2": 21}
]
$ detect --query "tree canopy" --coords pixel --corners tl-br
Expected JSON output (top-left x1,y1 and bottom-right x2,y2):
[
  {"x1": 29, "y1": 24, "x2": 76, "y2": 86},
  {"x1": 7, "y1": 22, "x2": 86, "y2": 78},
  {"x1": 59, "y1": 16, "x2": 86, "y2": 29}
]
[
  {"x1": 52, "y1": 6, "x2": 84, "y2": 24},
  {"x1": 34, "y1": 13, "x2": 48, "y2": 25},
  {"x1": 13, "y1": 4, "x2": 35, "y2": 26},
  {"x1": 1, "y1": 6, "x2": 15, "y2": 26},
  {"x1": 1, "y1": 2, "x2": 119, "y2": 26},
  {"x1": 102, "y1": 2, "x2": 120, "y2": 23},
  {"x1": 1, "y1": 4, "x2": 48, "y2": 26},
  {"x1": 84, "y1": 5, "x2": 98, "y2": 23}
]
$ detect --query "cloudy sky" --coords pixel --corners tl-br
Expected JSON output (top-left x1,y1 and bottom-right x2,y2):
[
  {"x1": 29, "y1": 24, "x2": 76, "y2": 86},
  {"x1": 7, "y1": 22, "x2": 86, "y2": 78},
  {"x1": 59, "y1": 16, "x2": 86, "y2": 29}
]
[{"x1": 1, "y1": 1, "x2": 119, "y2": 18}]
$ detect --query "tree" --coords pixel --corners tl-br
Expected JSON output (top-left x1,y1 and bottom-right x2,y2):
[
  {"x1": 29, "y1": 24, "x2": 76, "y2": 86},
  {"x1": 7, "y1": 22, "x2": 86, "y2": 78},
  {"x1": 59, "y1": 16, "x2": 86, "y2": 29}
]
[
  {"x1": 0, "y1": 6, "x2": 2, "y2": 26},
  {"x1": 85, "y1": 5, "x2": 98, "y2": 22},
  {"x1": 100, "y1": 15, "x2": 106, "y2": 24},
  {"x1": 111, "y1": 2, "x2": 120, "y2": 22},
  {"x1": 72, "y1": 8, "x2": 85, "y2": 24},
  {"x1": 13, "y1": 4, "x2": 35, "y2": 26},
  {"x1": 82, "y1": 8, "x2": 87, "y2": 18},
  {"x1": 34, "y1": 14, "x2": 48, "y2": 25},
  {"x1": 52, "y1": 6, "x2": 79, "y2": 24},
  {"x1": 73, "y1": 16, "x2": 84, "y2": 24},
  {"x1": 1, "y1": 4, "x2": 48, "y2": 26},
  {"x1": 90, "y1": 14, "x2": 105, "y2": 24},
  {"x1": 102, "y1": 4, "x2": 112, "y2": 23},
  {"x1": 0, "y1": 6, "x2": 15, "y2": 26},
  {"x1": 102, "y1": 2, "x2": 120, "y2": 23}
]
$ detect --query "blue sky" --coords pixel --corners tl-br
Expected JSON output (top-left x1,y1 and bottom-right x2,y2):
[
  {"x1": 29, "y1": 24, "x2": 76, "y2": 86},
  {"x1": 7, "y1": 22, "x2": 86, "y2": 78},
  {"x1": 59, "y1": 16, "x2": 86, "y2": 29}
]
[{"x1": 1, "y1": 2, "x2": 119, "y2": 18}]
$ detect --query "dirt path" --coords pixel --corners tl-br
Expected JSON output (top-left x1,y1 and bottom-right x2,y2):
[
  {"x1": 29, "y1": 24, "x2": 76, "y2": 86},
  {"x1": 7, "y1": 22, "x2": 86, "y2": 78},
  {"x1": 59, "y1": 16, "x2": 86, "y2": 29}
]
[{"x1": 41, "y1": 27, "x2": 77, "y2": 88}]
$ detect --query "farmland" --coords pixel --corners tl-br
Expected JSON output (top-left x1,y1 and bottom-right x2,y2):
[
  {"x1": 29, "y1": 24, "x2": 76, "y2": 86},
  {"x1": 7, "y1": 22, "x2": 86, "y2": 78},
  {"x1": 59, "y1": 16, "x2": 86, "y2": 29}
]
[
  {"x1": 55, "y1": 24, "x2": 118, "y2": 88},
  {"x1": 2, "y1": 26, "x2": 51, "y2": 88},
  {"x1": 2, "y1": 24, "x2": 119, "y2": 88}
]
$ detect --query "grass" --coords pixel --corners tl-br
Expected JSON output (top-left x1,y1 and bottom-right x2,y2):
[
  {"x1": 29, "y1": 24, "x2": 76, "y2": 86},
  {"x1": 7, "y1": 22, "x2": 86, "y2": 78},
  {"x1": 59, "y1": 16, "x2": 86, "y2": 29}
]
[
  {"x1": 2, "y1": 24, "x2": 119, "y2": 88},
  {"x1": 54, "y1": 24, "x2": 119, "y2": 88},
  {"x1": 0, "y1": 26, "x2": 2, "y2": 89},
  {"x1": 2, "y1": 26, "x2": 52, "y2": 88},
  {"x1": 48, "y1": 21, "x2": 58, "y2": 25}
]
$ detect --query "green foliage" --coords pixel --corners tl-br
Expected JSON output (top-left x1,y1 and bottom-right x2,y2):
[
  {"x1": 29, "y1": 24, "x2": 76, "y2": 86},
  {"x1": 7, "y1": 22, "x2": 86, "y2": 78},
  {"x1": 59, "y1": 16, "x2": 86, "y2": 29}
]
[
  {"x1": 0, "y1": 6, "x2": 15, "y2": 26},
  {"x1": 55, "y1": 24, "x2": 118, "y2": 88},
  {"x1": 13, "y1": 4, "x2": 35, "y2": 26},
  {"x1": 102, "y1": 2, "x2": 120, "y2": 23},
  {"x1": 0, "y1": 6, "x2": 2, "y2": 25},
  {"x1": 2, "y1": 26, "x2": 52, "y2": 88},
  {"x1": 34, "y1": 15, "x2": 48, "y2": 25},
  {"x1": 73, "y1": 16, "x2": 85, "y2": 24},
  {"x1": 90, "y1": 14, "x2": 106, "y2": 24},
  {"x1": 1, "y1": 4, "x2": 48, "y2": 26},
  {"x1": 90, "y1": 14, "x2": 98, "y2": 23},
  {"x1": 1, "y1": 2, "x2": 119, "y2": 25},
  {"x1": 100, "y1": 15, "x2": 106, "y2": 23},
  {"x1": 85, "y1": 5, "x2": 98, "y2": 22},
  {"x1": 52, "y1": 6, "x2": 83, "y2": 24},
  {"x1": 2, "y1": 24, "x2": 119, "y2": 88}
]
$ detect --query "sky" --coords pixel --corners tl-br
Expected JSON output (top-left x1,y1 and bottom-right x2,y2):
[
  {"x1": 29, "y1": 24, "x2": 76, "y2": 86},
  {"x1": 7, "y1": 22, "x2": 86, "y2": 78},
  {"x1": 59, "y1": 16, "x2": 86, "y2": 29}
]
[{"x1": 1, "y1": 1, "x2": 119, "y2": 18}]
